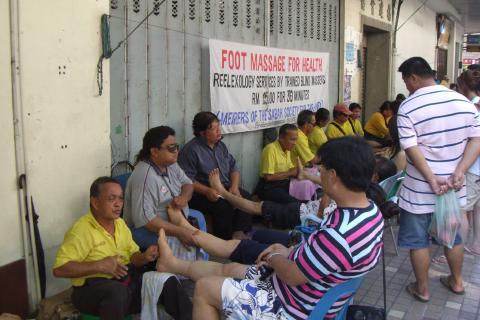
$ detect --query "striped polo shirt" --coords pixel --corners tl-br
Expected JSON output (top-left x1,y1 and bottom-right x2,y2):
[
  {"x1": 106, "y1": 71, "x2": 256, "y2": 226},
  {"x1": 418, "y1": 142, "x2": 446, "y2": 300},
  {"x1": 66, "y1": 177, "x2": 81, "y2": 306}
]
[
  {"x1": 271, "y1": 201, "x2": 384, "y2": 319},
  {"x1": 397, "y1": 85, "x2": 480, "y2": 214}
]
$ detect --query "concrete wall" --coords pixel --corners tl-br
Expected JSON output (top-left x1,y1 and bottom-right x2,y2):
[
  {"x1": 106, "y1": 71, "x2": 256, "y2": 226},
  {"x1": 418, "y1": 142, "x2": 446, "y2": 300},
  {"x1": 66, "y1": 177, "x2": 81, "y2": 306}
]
[
  {"x1": 0, "y1": 1, "x2": 23, "y2": 267},
  {"x1": 1, "y1": 0, "x2": 111, "y2": 300}
]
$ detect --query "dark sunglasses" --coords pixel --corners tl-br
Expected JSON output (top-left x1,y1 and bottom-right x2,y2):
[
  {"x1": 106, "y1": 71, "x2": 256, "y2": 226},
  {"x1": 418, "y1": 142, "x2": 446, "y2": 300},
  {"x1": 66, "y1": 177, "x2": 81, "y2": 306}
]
[{"x1": 159, "y1": 143, "x2": 179, "y2": 153}]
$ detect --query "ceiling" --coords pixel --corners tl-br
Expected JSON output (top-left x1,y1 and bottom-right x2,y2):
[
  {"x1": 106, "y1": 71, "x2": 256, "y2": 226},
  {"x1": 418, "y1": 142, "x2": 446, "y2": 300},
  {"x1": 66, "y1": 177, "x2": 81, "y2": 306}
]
[{"x1": 448, "y1": 0, "x2": 480, "y2": 34}]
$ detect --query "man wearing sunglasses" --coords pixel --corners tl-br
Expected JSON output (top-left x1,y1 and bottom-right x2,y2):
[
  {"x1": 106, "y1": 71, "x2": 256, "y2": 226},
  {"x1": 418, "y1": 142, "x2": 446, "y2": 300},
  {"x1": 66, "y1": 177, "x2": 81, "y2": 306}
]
[
  {"x1": 325, "y1": 103, "x2": 355, "y2": 140},
  {"x1": 124, "y1": 126, "x2": 202, "y2": 262},
  {"x1": 179, "y1": 112, "x2": 252, "y2": 240}
]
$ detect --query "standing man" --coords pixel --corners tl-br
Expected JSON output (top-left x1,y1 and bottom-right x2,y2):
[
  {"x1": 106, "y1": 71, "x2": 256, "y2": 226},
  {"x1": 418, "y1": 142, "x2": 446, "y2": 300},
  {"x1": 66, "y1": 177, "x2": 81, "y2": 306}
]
[
  {"x1": 123, "y1": 126, "x2": 199, "y2": 258},
  {"x1": 255, "y1": 123, "x2": 299, "y2": 203},
  {"x1": 178, "y1": 112, "x2": 252, "y2": 240},
  {"x1": 396, "y1": 57, "x2": 480, "y2": 302},
  {"x1": 53, "y1": 177, "x2": 192, "y2": 320}
]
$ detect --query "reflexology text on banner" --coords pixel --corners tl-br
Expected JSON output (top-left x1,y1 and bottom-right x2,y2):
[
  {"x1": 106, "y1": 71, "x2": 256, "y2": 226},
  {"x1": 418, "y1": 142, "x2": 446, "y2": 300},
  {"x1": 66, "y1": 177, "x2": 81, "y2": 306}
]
[{"x1": 210, "y1": 39, "x2": 329, "y2": 133}]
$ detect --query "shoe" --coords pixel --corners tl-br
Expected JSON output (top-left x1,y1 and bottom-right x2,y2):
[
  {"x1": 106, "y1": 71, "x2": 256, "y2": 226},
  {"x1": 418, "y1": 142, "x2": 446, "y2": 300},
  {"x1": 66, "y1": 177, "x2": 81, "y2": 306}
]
[
  {"x1": 406, "y1": 282, "x2": 429, "y2": 303},
  {"x1": 431, "y1": 255, "x2": 447, "y2": 265},
  {"x1": 439, "y1": 276, "x2": 465, "y2": 295}
]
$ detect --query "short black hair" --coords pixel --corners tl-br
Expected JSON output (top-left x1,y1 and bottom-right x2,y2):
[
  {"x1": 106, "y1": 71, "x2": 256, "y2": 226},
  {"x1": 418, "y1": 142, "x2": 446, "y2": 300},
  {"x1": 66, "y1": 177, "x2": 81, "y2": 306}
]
[
  {"x1": 192, "y1": 112, "x2": 219, "y2": 137},
  {"x1": 318, "y1": 137, "x2": 375, "y2": 192},
  {"x1": 398, "y1": 57, "x2": 434, "y2": 79},
  {"x1": 297, "y1": 110, "x2": 315, "y2": 127},
  {"x1": 90, "y1": 176, "x2": 121, "y2": 198},
  {"x1": 315, "y1": 108, "x2": 330, "y2": 124},
  {"x1": 375, "y1": 156, "x2": 397, "y2": 182},
  {"x1": 279, "y1": 123, "x2": 297, "y2": 137},
  {"x1": 349, "y1": 102, "x2": 361, "y2": 111},
  {"x1": 379, "y1": 100, "x2": 391, "y2": 113},
  {"x1": 135, "y1": 126, "x2": 176, "y2": 163},
  {"x1": 395, "y1": 93, "x2": 406, "y2": 102}
]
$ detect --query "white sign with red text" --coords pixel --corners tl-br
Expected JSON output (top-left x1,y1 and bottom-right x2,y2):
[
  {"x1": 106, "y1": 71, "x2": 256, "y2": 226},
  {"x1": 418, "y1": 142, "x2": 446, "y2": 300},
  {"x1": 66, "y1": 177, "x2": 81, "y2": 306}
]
[{"x1": 209, "y1": 39, "x2": 329, "y2": 133}]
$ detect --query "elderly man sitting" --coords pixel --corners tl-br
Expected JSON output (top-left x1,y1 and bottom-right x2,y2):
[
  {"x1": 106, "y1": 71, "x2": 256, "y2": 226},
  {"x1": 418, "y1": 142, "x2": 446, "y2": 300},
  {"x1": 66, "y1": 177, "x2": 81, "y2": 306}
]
[{"x1": 53, "y1": 177, "x2": 192, "y2": 320}]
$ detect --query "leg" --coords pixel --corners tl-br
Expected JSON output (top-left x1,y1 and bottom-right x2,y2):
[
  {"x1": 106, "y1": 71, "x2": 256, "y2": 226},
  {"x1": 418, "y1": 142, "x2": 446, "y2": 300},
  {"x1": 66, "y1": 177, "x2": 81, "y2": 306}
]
[
  {"x1": 193, "y1": 277, "x2": 225, "y2": 320},
  {"x1": 168, "y1": 206, "x2": 241, "y2": 258},
  {"x1": 231, "y1": 188, "x2": 253, "y2": 238},
  {"x1": 209, "y1": 169, "x2": 263, "y2": 215},
  {"x1": 443, "y1": 241, "x2": 465, "y2": 292},
  {"x1": 409, "y1": 248, "x2": 431, "y2": 298},
  {"x1": 471, "y1": 201, "x2": 480, "y2": 252},
  {"x1": 159, "y1": 276, "x2": 194, "y2": 320},
  {"x1": 71, "y1": 279, "x2": 130, "y2": 320},
  {"x1": 156, "y1": 229, "x2": 249, "y2": 280}
]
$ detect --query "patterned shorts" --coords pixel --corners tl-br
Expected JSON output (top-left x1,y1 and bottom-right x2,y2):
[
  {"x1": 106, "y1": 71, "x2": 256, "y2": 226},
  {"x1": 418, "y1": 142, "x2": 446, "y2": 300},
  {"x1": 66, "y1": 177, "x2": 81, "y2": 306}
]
[{"x1": 221, "y1": 265, "x2": 290, "y2": 320}]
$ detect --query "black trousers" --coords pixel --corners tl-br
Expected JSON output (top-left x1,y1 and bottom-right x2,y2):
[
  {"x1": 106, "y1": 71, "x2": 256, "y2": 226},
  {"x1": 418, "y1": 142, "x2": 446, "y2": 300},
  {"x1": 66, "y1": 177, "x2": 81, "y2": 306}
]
[
  {"x1": 72, "y1": 273, "x2": 192, "y2": 320},
  {"x1": 255, "y1": 179, "x2": 299, "y2": 204},
  {"x1": 261, "y1": 200, "x2": 302, "y2": 229},
  {"x1": 189, "y1": 188, "x2": 252, "y2": 240}
]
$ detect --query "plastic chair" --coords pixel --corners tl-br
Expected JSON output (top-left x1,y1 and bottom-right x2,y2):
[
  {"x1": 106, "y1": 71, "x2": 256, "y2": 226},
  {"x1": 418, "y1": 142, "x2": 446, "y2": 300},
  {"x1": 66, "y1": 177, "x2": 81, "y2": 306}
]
[
  {"x1": 379, "y1": 171, "x2": 405, "y2": 256},
  {"x1": 307, "y1": 276, "x2": 364, "y2": 320}
]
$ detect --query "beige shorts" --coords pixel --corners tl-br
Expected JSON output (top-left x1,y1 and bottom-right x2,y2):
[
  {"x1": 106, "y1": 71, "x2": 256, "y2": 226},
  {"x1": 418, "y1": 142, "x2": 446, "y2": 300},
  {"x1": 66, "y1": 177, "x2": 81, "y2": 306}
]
[{"x1": 463, "y1": 173, "x2": 480, "y2": 211}]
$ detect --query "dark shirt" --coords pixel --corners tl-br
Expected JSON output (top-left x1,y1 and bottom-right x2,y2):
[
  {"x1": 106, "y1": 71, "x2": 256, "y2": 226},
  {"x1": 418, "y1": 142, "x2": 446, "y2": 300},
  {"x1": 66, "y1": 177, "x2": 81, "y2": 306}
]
[{"x1": 178, "y1": 136, "x2": 238, "y2": 186}]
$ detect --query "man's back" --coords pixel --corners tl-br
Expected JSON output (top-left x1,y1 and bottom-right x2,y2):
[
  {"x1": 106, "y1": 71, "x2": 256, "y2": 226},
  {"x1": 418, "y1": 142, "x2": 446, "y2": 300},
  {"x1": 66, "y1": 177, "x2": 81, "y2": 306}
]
[{"x1": 397, "y1": 85, "x2": 480, "y2": 213}]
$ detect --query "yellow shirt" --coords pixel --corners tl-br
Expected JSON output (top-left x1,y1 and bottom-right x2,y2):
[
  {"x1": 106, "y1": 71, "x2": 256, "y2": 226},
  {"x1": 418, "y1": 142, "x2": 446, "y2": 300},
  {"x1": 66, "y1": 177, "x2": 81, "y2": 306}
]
[
  {"x1": 54, "y1": 211, "x2": 139, "y2": 286},
  {"x1": 348, "y1": 118, "x2": 364, "y2": 136},
  {"x1": 308, "y1": 125, "x2": 328, "y2": 155},
  {"x1": 260, "y1": 140, "x2": 295, "y2": 177},
  {"x1": 291, "y1": 130, "x2": 315, "y2": 166},
  {"x1": 364, "y1": 112, "x2": 389, "y2": 138},
  {"x1": 325, "y1": 121, "x2": 354, "y2": 139}
]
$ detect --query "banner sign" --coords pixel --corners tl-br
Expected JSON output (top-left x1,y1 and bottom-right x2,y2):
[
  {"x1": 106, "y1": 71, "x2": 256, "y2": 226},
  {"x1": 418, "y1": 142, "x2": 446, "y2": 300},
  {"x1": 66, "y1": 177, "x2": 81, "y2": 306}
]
[{"x1": 209, "y1": 39, "x2": 329, "y2": 133}]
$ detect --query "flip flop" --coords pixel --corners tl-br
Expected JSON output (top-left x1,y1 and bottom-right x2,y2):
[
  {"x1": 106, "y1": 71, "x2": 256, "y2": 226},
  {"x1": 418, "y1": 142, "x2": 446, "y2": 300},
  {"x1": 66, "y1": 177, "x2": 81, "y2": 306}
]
[
  {"x1": 406, "y1": 282, "x2": 429, "y2": 303},
  {"x1": 464, "y1": 245, "x2": 480, "y2": 257},
  {"x1": 431, "y1": 255, "x2": 447, "y2": 265},
  {"x1": 440, "y1": 276, "x2": 465, "y2": 295}
]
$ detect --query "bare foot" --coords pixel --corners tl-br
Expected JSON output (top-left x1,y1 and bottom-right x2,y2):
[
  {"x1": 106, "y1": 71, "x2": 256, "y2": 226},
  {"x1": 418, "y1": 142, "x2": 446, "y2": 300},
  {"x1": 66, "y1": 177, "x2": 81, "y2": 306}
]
[
  {"x1": 167, "y1": 206, "x2": 197, "y2": 232},
  {"x1": 209, "y1": 168, "x2": 227, "y2": 194},
  {"x1": 156, "y1": 229, "x2": 175, "y2": 273}
]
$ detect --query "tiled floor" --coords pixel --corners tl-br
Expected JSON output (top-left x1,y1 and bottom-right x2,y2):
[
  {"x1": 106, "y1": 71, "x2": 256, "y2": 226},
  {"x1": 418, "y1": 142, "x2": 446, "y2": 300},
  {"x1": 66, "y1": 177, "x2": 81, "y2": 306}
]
[{"x1": 354, "y1": 225, "x2": 480, "y2": 320}]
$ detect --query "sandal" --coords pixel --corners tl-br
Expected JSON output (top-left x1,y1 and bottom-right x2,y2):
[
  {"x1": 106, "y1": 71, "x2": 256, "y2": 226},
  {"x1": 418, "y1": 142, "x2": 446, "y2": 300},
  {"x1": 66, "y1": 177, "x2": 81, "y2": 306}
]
[
  {"x1": 439, "y1": 276, "x2": 465, "y2": 295},
  {"x1": 431, "y1": 255, "x2": 447, "y2": 265},
  {"x1": 406, "y1": 282, "x2": 429, "y2": 303}
]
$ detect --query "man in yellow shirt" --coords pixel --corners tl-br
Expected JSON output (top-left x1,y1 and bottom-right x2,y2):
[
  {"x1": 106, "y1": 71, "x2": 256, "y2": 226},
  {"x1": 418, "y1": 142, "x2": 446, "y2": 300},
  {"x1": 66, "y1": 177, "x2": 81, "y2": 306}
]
[
  {"x1": 348, "y1": 103, "x2": 365, "y2": 136},
  {"x1": 325, "y1": 103, "x2": 355, "y2": 139},
  {"x1": 364, "y1": 100, "x2": 393, "y2": 148},
  {"x1": 53, "y1": 177, "x2": 192, "y2": 320},
  {"x1": 291, "y1": 110, "x2": 318, "y2": 165},
  {"x1": 255, "y1": 124, "x2": 299, "y2": 203},
  {"x1": 308, "y1": 108, "x2": 329, "y2": 154}
]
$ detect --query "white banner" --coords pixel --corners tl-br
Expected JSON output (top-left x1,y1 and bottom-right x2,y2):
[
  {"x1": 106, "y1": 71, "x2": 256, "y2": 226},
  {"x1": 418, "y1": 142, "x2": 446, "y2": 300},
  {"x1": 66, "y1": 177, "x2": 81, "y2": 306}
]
[{"x1": 209, "y1": 39, "x2": 329, "y2": 133}]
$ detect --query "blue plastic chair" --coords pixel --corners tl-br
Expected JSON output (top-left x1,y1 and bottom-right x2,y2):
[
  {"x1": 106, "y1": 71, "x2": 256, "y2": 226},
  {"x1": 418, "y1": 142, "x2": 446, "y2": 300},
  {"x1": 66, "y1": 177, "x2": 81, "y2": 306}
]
[{"x1": 307, "y1": 276, "x2": 364, "y2": 320}]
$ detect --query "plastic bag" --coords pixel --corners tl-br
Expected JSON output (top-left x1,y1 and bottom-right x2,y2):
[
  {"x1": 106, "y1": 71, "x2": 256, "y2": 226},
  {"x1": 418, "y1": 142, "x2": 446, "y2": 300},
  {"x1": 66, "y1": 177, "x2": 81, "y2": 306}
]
[{"x1": 430, "y1": 190, "x2": 462, "y2": 249}]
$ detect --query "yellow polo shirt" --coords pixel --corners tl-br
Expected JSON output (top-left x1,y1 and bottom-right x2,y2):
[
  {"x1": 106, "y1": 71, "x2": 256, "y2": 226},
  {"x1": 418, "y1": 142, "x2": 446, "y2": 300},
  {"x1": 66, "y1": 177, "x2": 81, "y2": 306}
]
[
  {"x1": 291, "y1": 130, "x2": 315, "y2": 166},
  {"x1": 308, "y1": 125, "x2": 328, "y2": 155},
  {"x1": 54, "y1": 211, "x2": 139, "y2": 286},
  {"x1": 364, "y1": 112, "x2": 390, "y2": 138},
  {"x1": 260, "y1": 140, "x2": 295, "y2": 177},
  {"x1": 348, "y1": 118, "x2": 364, "y2": 136},
  {"x1": 325, "y1": 121, "x2": 354, "y2": 139}
]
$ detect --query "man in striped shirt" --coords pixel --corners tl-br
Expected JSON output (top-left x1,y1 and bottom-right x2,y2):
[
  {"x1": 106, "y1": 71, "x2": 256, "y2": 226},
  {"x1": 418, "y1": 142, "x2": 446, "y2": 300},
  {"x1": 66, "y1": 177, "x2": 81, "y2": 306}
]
[
  {"x1": 154, "y1": 137, "x2": 384, "y2": 319},
  {"x1": 396, "y1": 57, "x2": 480, "y2": 302}
]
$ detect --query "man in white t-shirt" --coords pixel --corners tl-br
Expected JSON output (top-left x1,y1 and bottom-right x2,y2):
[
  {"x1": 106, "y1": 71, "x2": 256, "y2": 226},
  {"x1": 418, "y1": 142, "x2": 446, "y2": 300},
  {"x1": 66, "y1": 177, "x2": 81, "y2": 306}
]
[{"x1": 396, "y1": 57, "x2": 480, "y2": 302}]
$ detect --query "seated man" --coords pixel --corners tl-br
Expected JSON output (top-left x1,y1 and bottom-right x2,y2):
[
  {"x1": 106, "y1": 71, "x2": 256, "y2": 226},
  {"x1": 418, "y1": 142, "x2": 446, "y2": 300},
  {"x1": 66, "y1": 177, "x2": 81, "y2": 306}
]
[
  {"x1": 123, "y1": 126, "x2": 199, "y2": 260},
  {"x1": 178, "y1": 112, "x2": 252, "y2": 240},
  {"x1": 308, "y1": 107, "x2": 330, "y2": 155},
  {"x1": 53, "y1": 177, "x2": 192, "y2": 320},
  {"x1": 255, "y1": 123, "x2": 300, "y2": 203},
  {"x1": 325, "y1": 103, "x2": 355, "y2": 139},
  {"x1": 156, "y1": 137, "x2": 385, "y2": 319}
]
